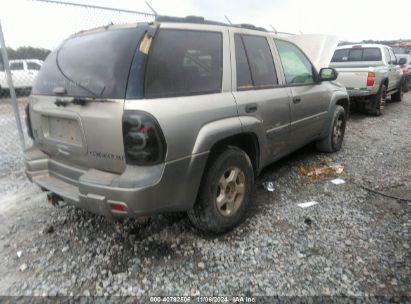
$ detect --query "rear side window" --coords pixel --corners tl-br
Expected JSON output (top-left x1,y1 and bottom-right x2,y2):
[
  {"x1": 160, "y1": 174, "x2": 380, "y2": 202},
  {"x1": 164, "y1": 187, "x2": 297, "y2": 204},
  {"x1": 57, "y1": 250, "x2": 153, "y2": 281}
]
[
  {"x1": 234, "y1": 35, "x2": 253, "y2": 89},
  {"x1": 27, "y1": 62, "x2": 41, "y2": 70},
  {"x1": 32, "y1": 27, "x2": 145, "y2": 98},
  {"x1": 10, "y1": 62, "x2": 24, "y2": 70},
  {"x1": 234, "y1": 34, "x2": 277, "y2": 90},
  {"x1": 331, "y1": 47, "x2": 382, "y2": 62},
  {"x1": 145, "y1": 29, "x2": 223, "y2": 98}
]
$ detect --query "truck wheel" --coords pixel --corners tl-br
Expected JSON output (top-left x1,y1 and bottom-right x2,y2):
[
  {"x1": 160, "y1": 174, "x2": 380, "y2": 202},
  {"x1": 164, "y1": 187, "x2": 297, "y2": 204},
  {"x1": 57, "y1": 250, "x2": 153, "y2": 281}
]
[
  {"x1": 316, "y1": 105, "x2": 346, "y2": 153},
  {"x1": 391, "y1": 82, "x2": 404, "y2": 102},
  {"x1": 188, "y1": 146, "x2": 254, "y2": 234},
  {"x1": 403, "y1": 77, "x2": 410, "y2": 93},
  {"x1": 368, "y1": 84, "x2": 386, "y2": 116}
]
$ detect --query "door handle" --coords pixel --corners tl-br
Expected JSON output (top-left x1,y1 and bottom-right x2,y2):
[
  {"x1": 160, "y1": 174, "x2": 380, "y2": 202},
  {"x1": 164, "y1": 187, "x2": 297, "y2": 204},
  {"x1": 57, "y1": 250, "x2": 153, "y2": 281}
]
[
  {"x1": 293, "y1": 96, "x2": 302, "y2": 104},
  {"x1": 245, "y1": 103, "x2": 258, "y2": 113}
]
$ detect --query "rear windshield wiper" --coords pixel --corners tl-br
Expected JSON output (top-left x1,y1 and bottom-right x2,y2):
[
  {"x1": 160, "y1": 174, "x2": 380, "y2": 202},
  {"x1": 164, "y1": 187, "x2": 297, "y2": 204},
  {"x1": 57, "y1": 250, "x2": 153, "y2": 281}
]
[{"x1": 54, "y1": 97, "x2": 109, "y2": 107}]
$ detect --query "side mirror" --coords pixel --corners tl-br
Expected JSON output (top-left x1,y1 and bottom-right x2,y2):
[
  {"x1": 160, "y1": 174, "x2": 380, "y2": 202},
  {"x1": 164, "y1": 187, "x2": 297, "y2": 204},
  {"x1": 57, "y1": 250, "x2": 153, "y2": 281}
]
[
  {"x1": 399, "y1": 58, "x2": 406, "y2": 66},
  {"x1": 319, "y1": 68, "x2": 338, "y2": 81}
]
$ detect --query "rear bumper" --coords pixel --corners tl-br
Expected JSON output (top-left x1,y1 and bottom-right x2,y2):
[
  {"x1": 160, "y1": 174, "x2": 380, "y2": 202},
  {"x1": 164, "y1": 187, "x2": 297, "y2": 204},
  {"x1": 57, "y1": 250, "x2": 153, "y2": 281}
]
[
  {"x1": 346, "y1": 88, "x2": 373, "y2": 97},
  {"x1": 25, "y1": 147, "x2": 208, "y2": 217}
]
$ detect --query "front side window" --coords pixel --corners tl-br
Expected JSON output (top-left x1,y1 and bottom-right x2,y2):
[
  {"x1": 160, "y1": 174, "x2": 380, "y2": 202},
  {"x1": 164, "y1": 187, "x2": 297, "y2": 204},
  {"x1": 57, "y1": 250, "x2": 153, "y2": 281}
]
[
  {"x1": 275, "y1": 39, "x2": 315, "y2": 85},
  {"x1": 10, "y1": 62, "x2": 24, "y2": 70},
  {"x1": 145, "y1": 29, "x2": 223, "y2": 98}
]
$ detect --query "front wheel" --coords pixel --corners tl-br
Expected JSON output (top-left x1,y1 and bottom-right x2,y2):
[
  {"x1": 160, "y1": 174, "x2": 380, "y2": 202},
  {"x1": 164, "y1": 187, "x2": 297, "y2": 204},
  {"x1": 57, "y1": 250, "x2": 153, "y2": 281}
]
[
  {"x1": 316, "y1": 105, "x2": 346, "y2": 153},
  {"x1": 188, "y1": 146, "x2": 254, "y2": 234},
  {"x1": 391, "y1": 81, "x2": 405, "y2": 101}
]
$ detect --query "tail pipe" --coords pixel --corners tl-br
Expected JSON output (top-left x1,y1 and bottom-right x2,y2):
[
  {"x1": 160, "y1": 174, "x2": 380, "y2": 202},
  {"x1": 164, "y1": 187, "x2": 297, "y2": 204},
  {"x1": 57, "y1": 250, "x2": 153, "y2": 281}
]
[{"x1": 46, "y1": 192, "x2": 66, "y2": 208}]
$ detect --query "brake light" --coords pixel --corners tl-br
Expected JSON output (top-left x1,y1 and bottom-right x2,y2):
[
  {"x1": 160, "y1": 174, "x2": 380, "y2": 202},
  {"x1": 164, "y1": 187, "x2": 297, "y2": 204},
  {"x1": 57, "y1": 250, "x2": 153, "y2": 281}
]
[
  {"x1": 122, "y1": 111, "x2": 166, "y2": 166},
  {"x1": 110, "y1": 203, "x2": 127, "y2": 212},
  {"x1": 367, "y1": 72, "x2": 375, "y2": 87}
]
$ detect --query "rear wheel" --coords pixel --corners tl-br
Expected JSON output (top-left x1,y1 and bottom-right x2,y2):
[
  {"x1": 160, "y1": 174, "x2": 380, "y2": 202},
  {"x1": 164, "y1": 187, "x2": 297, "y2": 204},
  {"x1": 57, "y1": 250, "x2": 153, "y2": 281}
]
[
  {"x1": 368, "y1": 84, "x2": 386, "y2": 116},
  {"x1": 188, "y1": 146, "x2": 254, "y2": 234},
  {"x1": 316, "y1": 105, "x2": 346, "y2": 153}
]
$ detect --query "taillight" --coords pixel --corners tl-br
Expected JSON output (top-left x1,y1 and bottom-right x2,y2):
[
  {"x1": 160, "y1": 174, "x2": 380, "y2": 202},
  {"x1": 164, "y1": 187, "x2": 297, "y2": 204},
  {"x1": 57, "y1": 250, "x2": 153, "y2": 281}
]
[
  {"x1": 122, "y1": 111, "x2": 166, "y2": 166},
  {"x1": 367, "y1": 72, "x2": 375, "y2": 87},
  {"x1": 25, "y1": 104, "x2": 34, "y2": 140}
]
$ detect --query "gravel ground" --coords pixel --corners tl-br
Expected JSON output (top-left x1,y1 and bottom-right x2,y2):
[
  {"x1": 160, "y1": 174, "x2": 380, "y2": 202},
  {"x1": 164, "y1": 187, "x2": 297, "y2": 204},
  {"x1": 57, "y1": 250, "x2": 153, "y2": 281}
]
[{"x1": 0, "y1": 93, "x2": 410, "y2": 298}]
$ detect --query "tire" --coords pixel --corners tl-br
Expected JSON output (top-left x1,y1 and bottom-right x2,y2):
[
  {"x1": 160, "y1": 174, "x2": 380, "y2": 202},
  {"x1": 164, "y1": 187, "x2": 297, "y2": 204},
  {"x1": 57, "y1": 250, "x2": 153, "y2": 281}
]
[
  {"x1": 403, "y1": 77, "x2": 410, "y2": 93},
  {"x1": 368, "y1": 84, "x2": 387, "y2": 116},
  {"x1": 187, "y1": 146, "x2": 254, "y2": 234},
  {"x1": 315, "y1": 105, "x2": 346, "y2": 153},
  {"x1": 391, "y1": 81, "x2": 404, "y2": 102}
]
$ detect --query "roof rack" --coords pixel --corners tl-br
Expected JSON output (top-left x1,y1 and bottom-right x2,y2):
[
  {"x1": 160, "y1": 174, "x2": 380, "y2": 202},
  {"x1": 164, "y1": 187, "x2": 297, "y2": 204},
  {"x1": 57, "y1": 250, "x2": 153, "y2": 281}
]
[
  {"x1": 233, "y1": 24, "x2": 267, "y2": 32},
  {"x1": 155, "y1": 15, "x2": 268, "y2": 32},
  {"x1": 155, "y1": 15, "x2": 227, "y2": 26}
]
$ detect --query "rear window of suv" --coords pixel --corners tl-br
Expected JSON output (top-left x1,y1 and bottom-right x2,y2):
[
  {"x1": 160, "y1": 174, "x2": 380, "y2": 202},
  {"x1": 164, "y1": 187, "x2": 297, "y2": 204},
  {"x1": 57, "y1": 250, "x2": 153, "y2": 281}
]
[
  {"x1": 331, "y1": 47, "x2": 382, "y2": 62},
  {"x1": 32, "y1": 27, "x2": 145, "y2": 99},
  {"x1": 144, "y1": 29, "x2": 223, "y2": 98}
]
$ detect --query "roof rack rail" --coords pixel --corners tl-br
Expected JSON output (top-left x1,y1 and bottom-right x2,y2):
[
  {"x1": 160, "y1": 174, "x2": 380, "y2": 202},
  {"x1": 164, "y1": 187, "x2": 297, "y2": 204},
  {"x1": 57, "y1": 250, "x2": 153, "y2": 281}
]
[
  {"x1": 155, "y1": 15, "x2": 268, "y2": 32},
  {"x1": 234, "y1": 23, "x2": 267, "y2": 32},
  {"x1": 155, "y1": 15, "x2": 227, "y2": 26}
]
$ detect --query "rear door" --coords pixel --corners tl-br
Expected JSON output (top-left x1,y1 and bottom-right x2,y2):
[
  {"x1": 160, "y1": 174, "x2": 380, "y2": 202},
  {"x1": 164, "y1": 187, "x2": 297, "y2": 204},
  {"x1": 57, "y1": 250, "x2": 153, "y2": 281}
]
[
  {"x1": 29, "y1": 26, "x2": 148, "y2": 174},
  {"x1": 274, "y1": 39, "x2": 330, "y2": 149},
  {"x1": 388, "y1": 48, "x2": 401, "y2": 90},
  {"x1": 230, "y1": 30, "x2": 291, "y2": 161}
]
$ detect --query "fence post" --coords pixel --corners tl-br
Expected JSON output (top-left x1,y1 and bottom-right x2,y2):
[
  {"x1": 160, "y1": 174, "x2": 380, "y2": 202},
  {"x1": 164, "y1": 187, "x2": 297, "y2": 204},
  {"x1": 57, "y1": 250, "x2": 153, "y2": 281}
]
[{"x1": 0, "y1": 20, "x2": 26, "y2": 150}]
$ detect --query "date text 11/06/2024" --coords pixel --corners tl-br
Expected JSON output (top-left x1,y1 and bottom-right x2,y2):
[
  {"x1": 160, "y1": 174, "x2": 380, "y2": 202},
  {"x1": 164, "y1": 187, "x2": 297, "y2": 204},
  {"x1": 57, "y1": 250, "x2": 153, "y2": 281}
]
[{"x1": 149, "y1": 296, "x2": 257, "y2": 303}]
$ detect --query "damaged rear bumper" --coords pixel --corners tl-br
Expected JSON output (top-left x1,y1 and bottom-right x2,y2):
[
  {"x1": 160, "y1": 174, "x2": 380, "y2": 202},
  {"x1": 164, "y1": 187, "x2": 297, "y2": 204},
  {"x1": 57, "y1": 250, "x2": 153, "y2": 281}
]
[{"x1": 25, "y1": 147, "x2": 208, "y2": 218}]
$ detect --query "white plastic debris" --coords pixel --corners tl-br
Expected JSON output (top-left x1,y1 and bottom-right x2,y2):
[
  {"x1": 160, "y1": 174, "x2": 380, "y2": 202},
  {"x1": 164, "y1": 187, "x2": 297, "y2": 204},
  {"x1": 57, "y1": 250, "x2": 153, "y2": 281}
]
[
  {"x1": 331, "y1": 178, "x2": 346, "y2": 185},
  {"x1": 262, "y1": 181, "x2": 274, "y2": 192},
  {"x1": 16, "y1": 251, "x2": 22, "y2": 258},
  {"x1": 297, "y1": 201, "x2": 319, "y2": 208},
  {"x1": 19, "y1": 263, "x2": 28, "y2": 272}
]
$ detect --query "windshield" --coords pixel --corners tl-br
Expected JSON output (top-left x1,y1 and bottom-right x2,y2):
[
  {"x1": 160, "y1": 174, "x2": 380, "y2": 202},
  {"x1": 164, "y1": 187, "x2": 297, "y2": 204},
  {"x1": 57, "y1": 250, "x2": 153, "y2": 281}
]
[
  {"x1": 331, "y1": 47, "x2": 382, "y2": 62},
  {"x1": 32, "y1": 27, "x2": 145, "y2": 99}
]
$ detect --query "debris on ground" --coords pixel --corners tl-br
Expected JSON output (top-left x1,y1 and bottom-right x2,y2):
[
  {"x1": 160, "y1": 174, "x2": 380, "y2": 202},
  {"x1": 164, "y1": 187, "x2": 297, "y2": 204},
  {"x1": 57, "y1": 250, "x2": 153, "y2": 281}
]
[
  {"x1": 19, "y1": 264, "x2": 28, "y2": 272},
  {"x1": 16, "y1": 251, "x2": 22, "y2": 258},
  {"x1": 261, "y1": 181, "x2": 274, "y2": 192},
  {"x1": 42, "y1": 225, "x2": 54, "y2": 234},
  {"x1": 264, "y1": 226, "x2": 274, "y2": 233},
  {"x1": 297, "y1": 201, "x2": 319, "y2": 208},
  {"x1": 304, "y1": 217, "x2": 313, "y2": 226},
  {"x1": 297, "y1": 162, "x2": 345, "y2": 180},
  {"x1": 331, "y1": 178, "x2": 346, "y2": 185}
]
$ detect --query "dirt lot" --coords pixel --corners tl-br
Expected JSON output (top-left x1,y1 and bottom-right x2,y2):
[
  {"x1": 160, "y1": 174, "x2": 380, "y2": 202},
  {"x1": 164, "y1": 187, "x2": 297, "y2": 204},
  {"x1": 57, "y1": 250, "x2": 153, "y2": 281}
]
[{"x1": 0, "y1": 93, "x2": 410, "y2": 298}]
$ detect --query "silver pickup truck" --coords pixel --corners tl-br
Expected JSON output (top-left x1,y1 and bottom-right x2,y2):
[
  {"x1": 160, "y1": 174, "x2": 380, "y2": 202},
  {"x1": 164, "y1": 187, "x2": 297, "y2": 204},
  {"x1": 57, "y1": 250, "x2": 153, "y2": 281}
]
[{"x1": 330, "y1": 44, "x2": 404, "y2": 115}]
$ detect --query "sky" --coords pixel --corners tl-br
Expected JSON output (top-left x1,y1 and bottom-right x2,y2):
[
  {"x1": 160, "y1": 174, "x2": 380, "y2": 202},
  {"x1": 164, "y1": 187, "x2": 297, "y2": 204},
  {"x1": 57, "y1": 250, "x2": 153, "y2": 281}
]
[{"x1": 0, "y1": 0, "x2": 409, "y2": 49}]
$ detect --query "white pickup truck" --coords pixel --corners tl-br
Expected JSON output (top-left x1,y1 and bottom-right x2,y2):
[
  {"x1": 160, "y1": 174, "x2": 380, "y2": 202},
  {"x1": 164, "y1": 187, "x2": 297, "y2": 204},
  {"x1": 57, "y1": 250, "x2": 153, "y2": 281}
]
[
  {"x1": 330, "y1": 44, "x2": 405, "y2": 116},
  {"x1": 0, "y1": 59, "x2": 43, "y2": 95}
]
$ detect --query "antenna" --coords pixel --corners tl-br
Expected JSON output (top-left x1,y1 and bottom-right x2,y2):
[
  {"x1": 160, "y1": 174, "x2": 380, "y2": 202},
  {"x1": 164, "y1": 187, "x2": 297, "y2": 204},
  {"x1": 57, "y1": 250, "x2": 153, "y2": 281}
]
[
  {"x1": 145, "y1": 1, "x2": 158, "y2": 16},
  {"x1": 224, "y1": 15, "x2": 233, "y2": 25},
  {"x1": 269, "y1": 24, "x2": 277, "y2": 34}
]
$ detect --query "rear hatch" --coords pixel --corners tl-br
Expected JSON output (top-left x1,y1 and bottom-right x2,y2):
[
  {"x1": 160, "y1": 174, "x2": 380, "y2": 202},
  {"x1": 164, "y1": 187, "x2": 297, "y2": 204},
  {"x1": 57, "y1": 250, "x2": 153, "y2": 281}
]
[{"x1": 29, "y1": 25, "x2": 147, "y2": 174}]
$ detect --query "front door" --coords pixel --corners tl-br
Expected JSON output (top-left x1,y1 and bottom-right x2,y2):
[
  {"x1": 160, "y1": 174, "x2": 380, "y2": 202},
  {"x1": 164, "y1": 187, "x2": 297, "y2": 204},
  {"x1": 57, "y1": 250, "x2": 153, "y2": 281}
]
[{"x1": 274, "y1": 39, "x2": 329, "y2": 149}]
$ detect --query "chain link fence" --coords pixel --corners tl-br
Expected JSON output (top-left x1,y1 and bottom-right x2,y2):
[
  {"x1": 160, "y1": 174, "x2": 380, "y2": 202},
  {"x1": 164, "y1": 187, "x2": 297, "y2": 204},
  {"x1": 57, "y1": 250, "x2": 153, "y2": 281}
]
[{"x1": 0, "y1": 0, "x2": 154, "y2": 195}]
